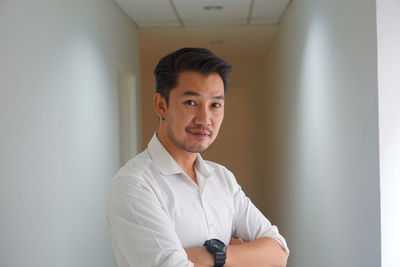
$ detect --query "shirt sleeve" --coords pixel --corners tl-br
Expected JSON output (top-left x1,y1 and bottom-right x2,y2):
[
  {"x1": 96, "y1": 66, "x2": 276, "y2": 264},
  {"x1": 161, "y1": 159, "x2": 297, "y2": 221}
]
[
  {"x1": 107, "y1": 175, "x2": 194, "y2": 267},
  {"x1": 230, "y1": 174, "x2": 290, "y2": 257}
]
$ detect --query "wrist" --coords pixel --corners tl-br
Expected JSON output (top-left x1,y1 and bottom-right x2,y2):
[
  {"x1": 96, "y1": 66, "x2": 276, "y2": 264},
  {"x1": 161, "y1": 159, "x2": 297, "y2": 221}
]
[
  {"x1": 185, "y1": 246, "x2": 214, "y2": 266},
  {"x1": 203, "y1": 239, "x2": 227, "y2": 267}
]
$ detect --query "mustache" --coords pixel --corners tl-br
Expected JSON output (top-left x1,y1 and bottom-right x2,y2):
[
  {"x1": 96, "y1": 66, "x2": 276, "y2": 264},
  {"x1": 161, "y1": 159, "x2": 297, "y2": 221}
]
[{"x1": 186, "y1": 126, "x2": 213, "y2": 135}]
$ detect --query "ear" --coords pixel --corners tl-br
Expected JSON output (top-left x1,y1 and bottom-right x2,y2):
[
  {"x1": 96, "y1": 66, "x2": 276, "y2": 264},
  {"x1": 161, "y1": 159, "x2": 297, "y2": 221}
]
[{"x1": 154, "y1": 93, "x2": 167, "y2": 119}]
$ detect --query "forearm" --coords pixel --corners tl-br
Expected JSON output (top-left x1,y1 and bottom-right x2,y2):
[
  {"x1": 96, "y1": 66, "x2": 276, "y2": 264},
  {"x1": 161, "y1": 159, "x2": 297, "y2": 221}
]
[
  {"x1": 185, "y1": 246, "x2": 214, "y2": 267},
  {"x1": 226, "y1": 237, "x2": 287, "y2": 267},
  {"x1": 185, "y1": 237, "x2": 287, "y2": 267}
]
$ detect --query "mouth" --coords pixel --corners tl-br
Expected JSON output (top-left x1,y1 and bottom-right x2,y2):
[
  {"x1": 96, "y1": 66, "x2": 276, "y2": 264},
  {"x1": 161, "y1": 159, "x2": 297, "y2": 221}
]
[{"x1": 186, "y1": 128, "x2": 212, "y2": 138}]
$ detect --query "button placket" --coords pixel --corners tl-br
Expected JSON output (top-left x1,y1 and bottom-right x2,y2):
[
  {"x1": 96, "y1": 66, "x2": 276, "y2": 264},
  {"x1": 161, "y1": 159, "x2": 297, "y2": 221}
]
[
  {"x1": 202, "y1": 190, "x2": 217, "y2": 237},
  {"x1": 197, "y1": 172, "x2": 213, "y2": 236}
]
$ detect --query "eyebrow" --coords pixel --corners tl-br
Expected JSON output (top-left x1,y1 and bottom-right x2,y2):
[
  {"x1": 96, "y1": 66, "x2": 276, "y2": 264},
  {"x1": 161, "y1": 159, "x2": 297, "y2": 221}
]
[{"x1": 182, "y1": 90, "x2": 225, "y2": 100}]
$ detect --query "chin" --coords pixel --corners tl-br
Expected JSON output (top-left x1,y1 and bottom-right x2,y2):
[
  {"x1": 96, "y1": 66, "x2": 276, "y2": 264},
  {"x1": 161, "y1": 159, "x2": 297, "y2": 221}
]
[{"x1": 184, "y1": 143, "x2": 210, "y2": 153}]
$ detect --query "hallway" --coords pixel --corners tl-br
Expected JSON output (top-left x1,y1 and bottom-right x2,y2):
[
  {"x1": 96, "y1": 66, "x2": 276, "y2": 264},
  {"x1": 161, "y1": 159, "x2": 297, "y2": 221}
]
[{"x1": 1, "y1": 0, "x2": 398, "y2": 266}]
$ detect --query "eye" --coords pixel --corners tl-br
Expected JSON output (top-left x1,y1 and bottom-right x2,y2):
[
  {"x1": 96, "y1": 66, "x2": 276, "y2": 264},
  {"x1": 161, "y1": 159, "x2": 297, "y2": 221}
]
[
  {"x1": 185, "y1": 100, "x2": 196, "y2": 106},
  {"x1": 211, "y1": 102, "x2": 222, "y2": 108}
]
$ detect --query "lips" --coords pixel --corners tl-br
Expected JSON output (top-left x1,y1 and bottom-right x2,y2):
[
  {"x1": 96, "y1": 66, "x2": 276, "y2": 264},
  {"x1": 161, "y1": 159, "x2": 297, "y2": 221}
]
[
  {"x1": 186, "y1": 127, "x2": 212, "y2": 137},
  {"x1": 189, "y1": 131, "x2": 209, "y2": 136}
]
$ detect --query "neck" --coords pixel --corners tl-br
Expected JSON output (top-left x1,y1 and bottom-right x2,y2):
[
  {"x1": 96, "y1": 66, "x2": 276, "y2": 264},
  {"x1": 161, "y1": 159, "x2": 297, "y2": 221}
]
[{"x1": 156, "y1": 130, "x2": 197, "y2": 176}]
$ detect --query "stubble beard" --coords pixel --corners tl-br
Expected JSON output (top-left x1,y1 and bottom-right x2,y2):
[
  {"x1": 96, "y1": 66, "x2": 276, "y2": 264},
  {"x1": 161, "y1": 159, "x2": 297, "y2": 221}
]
[{"x1": 166, "y1": 120, "x2": 212, "y2": 153}]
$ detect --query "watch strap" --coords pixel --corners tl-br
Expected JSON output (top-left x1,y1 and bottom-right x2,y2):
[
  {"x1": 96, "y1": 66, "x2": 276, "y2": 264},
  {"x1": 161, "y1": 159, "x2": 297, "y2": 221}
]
[{"x1": 214, "y1": 251, "x2": 226, "y2": 267}]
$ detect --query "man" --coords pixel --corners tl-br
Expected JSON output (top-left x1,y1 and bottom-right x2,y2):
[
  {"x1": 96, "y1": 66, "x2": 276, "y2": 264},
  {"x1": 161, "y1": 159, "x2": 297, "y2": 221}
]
[{"x1": 107, "y1": 48, "x2": 289, "y2": 267}]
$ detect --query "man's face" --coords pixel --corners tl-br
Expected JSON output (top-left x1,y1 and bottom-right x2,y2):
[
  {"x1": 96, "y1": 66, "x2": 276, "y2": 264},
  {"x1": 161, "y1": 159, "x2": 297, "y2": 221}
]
[{"x1": 164, "y1": 71, "x2": 225, "y2": 153}]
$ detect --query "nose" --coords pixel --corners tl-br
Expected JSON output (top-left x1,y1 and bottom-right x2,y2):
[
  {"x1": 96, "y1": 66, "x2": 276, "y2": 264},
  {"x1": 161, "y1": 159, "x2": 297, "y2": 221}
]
[{"x1": 194, "y1": 104, "x2": 211, "y2": 127}]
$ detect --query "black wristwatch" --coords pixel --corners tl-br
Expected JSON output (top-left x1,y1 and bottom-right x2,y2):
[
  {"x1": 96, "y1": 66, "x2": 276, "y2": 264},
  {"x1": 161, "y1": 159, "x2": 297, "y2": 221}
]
[{"x1": 203, "y1": 239, "x2": 227, "y2": 267}]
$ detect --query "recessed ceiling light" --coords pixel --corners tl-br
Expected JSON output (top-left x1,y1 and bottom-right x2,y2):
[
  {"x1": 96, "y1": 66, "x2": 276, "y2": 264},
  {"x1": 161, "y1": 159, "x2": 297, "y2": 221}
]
[
  {"x1": 203, "y1": 5, "x2": 224, "y2": 10},
  {"x1": 210, "y1": 40, "x2": 224, "y2": 45}
]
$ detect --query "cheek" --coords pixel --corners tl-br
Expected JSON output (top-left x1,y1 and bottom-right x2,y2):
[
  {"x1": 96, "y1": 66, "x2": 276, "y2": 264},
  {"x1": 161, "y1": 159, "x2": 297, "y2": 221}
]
[
  {"x1": 169, "y1": 108, "x2": 194, "y2": 127},
  {"x1": 214, "y1": 112, "x2": 224, "y2": 128}
]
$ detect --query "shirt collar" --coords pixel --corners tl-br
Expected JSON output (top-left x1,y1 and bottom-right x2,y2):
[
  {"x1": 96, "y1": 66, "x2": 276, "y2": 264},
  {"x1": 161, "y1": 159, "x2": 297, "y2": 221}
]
[{"x1": 147, "y1": 132, "x2": 214, "y2": 178}]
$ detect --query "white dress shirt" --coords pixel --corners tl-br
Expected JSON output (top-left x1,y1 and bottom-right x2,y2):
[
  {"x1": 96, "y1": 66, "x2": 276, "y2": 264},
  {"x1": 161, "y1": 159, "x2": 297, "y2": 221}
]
[{"x1": 107, "y1": 133, "x2": 289, "y2": 267}]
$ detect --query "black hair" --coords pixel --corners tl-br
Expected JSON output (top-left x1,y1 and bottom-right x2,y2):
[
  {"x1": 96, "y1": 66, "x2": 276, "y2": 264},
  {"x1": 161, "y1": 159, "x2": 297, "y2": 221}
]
[{"x1": 153, "y1": 47, "x2": 232, "y2": 104}]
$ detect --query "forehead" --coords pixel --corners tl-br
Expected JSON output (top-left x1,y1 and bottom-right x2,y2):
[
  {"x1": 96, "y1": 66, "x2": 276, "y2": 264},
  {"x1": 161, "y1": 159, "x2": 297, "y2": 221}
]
[{"x1": 172, "y1": 71, "x2": 224, "y2": 97}]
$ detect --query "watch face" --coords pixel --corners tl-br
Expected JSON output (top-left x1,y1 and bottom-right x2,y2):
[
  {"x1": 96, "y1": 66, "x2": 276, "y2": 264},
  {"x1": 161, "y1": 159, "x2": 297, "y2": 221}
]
[{"x1": 207, "y1": 239, "x2": 226, "y2": 253}]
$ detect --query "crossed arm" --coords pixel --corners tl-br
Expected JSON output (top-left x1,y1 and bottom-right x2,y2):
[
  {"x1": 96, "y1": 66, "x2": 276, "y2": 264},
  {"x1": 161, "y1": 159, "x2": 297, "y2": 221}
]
[
  {"x1": 108, "y1": 175, "x2": 289, "y2": 266},
  {"x1": 185, "y1": 237, "x2": 287, "y2": 267}
]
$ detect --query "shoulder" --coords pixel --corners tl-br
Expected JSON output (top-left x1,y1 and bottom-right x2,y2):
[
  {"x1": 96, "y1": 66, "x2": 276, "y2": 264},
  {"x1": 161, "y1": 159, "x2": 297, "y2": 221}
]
[
  {"x1": 110, "y1": 149, "x2": 157, "y2": 190},
  {"x1": 204, "y1": 160, "x2": 233, "y2": 175},
  {"x1": 118, "y1": 149, "x2": 151, "y2": 176},
  {"x1": 203, "y1": 160, "x2": 240, "y2": 192}
]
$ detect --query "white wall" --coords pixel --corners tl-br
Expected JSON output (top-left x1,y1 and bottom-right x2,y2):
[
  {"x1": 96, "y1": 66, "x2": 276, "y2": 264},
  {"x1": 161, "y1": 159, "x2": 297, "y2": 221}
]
[
  {"x1": 377, "y1": 1, "x2": 400, "y2": 266},
  {"x1": 0, "y1": 0, "x2": 140, "y2": 266},
  {"x1": 263, "y1": 0, "x2": 381, "y2": 266}
]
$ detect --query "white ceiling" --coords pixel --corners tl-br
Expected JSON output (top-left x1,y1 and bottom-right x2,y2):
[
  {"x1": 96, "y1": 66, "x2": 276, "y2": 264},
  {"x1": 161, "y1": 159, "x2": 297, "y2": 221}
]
[
  {"x1": 114, "y1": 0, "x2": 292, "y2": 59},
  {"x1": 114, "y1": 0, "x2": 291, "y2": 28},
  {"x1": 139, "y1": 25, "x2": 278, "y2": 60}
]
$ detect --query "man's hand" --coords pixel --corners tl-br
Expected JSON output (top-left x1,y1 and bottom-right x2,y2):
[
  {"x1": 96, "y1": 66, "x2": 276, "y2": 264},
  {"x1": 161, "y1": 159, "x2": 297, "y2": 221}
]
[
  {"x1": 186, "y1": 237, "x2": 287, "y2": 267},
  {"x1": 229, "y1": 237, "x2": 247, "y2": 245},
  {"x1": 226, "y1": 237, "x2": 287, "y2": 267},
  {"x1": 185, "y1": 246, "x2": 214, "y2": 267}
]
